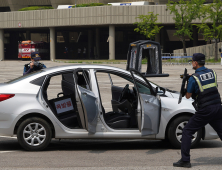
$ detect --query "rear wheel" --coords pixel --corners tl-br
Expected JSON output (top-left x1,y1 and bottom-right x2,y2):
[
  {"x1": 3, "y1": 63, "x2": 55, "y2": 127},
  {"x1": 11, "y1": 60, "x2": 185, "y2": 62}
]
[
  {"x1": 167, "y1": 116, "x2": 202, "y2": 149},
  {"x1": 17, "y1": 117, "x2": 52, "y2": 151}
]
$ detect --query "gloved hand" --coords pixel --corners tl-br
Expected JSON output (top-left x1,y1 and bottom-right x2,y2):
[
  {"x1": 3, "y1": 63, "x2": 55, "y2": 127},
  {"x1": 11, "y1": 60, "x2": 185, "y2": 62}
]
[
  {"x1": 182, "y1": 89, "x2": 187, "y2": 97},
  {"x1": 186, "y1": 74, "x2": 191, "y2": 81}
]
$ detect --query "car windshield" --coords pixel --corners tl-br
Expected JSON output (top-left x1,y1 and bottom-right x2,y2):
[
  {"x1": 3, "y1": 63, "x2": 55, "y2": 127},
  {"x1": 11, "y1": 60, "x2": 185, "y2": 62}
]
[
  {"x1": 6, "y1": 70, "x2": 44, "y2": 84},
  {"x1": 148, "y1": 79, "x2": 178, "y2": 93}
]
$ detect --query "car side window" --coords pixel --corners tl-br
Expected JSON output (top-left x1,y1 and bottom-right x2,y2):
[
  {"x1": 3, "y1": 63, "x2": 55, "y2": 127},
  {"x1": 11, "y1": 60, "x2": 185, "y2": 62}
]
[
  {"x1": 110, "y1": 74, "x2": 135, "y2": 89},
  {"x1": 134, "y1": 81, "x2": 151, "y2": 95},
  {"x1": 75, "y1": 70, "x2": 91, "y2": 91},
  {"x1": 46, "y1": 74, "x2": 63, "y2": 100},
  {"x1": 110, "y1": 73, "x2": 151, "y2": 95},
  {"x1": 130, "y1": 70, "x2": 153, "y2": 95}
]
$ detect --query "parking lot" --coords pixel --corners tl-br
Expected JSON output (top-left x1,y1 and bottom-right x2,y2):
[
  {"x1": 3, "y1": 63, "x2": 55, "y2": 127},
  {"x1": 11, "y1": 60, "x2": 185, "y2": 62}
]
[{"x1": 0, "y1": 60, "x2": 222, "y2": 169}]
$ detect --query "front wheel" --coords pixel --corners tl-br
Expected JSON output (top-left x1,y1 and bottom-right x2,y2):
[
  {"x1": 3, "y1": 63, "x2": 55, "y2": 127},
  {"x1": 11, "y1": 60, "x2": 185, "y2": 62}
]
[
  {"x1": 17, "y1": 117, "x2": 52, "y2": 151},
  {"x1": 167, "y1": 116, "x2": 202, "y2": 149}
]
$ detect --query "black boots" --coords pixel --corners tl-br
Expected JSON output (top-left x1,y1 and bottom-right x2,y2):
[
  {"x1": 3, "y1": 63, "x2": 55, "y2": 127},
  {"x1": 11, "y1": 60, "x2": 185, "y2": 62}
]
[{"x1": 173, "y1": 159, "x2": 191, "y2": 168}]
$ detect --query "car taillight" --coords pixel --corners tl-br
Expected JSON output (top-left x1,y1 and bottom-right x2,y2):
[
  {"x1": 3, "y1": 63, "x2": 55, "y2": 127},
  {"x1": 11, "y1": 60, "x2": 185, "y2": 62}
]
[{"x1": 0, "y1": 94, "x2": 15, "y2": 102}]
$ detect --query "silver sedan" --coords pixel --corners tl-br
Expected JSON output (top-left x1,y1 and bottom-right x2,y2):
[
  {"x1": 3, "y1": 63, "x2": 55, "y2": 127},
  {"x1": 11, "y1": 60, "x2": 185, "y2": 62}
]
[{"x1": 0, "y1": 65, "x2": 218, "y2": 151}]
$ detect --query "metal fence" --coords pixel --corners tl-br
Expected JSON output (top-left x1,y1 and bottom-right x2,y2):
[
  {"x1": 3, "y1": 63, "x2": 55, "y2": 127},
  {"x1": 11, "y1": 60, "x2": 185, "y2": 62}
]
[
  {"x1": 162, "y1": 53, "x2": 221, "y2": 65},
  {"x1": 161, "y1": 53, "x2": 192, "y2": 65}
]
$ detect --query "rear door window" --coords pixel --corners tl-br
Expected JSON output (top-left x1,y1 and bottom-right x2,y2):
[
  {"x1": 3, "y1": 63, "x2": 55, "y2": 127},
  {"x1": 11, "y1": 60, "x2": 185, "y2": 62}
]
[{"x1": 6, "y1": 70, "x2": 43, "y2": 84}]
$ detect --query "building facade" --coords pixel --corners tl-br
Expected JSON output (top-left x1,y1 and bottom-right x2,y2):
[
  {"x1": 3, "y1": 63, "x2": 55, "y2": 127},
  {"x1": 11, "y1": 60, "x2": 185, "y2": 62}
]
[{"x1": 0, "y1": 1, "x2": 214, "y2": 61}]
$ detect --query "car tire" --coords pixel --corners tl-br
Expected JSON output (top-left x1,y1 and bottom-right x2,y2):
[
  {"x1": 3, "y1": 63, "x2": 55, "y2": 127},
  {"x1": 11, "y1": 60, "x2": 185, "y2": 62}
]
[
  {"x1": 167, "y1": 115, "x2": 202, "y2": 149},
  {"x1": 17, "y1": 117, "x2": 52, "y2": 151}
]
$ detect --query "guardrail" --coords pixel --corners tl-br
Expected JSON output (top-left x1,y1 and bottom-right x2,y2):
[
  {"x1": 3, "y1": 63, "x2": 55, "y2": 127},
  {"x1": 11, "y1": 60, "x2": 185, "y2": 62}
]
[
  {"x1": 161, "y1": 53, "x2": 192, "y2": 65},
  {"x1": 161, "y1": 53, "x2": 220, "y2": 65}
]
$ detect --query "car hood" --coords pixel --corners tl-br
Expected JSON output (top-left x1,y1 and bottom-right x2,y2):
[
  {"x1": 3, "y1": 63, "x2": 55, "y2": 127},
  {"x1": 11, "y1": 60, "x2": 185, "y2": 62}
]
[{"x1": 170, "y1": 91, "x2": 193, "y2": 102}]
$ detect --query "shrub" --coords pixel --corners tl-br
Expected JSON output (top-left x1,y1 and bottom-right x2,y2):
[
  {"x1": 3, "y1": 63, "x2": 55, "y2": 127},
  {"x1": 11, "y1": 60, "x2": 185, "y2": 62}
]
[
  {"x1": 18, "y1": 6, "x2": 54, "y2": 11},
  {"x1": 72, "y1": 3, "x2": 111, "y2": 8}
]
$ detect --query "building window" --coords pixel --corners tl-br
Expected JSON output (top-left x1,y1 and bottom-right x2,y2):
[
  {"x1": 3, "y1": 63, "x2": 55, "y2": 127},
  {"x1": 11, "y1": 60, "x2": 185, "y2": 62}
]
[
  {"x1": 0, "y1": 7, "x2": 10, "y2": 12},
  {"x1": 31, "y1": 33, "x2": 49, "y2": 42},
  {"x1": 116, "y1": 31, "x2": 123, "y2": 42},
  {"x1": 69, "y1": 32, "x2": 79, "y2": 43},
  {"x1": 57, "y1": 32, "x2": 65, "y2": 43},
  {"x1": 167, "y1": 30, "x2": 190, "y2": 41},
  {"x1": 4, "y1": 33, "x2": 10, "y2": 44}
]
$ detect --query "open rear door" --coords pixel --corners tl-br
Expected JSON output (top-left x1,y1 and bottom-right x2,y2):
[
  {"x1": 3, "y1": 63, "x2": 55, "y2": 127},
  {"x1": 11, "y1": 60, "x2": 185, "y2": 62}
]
[
  {"x1": 130, "y1": 69, "x2": 161, "y2": 136},
  {"x1": 73, "y1": 68, "x2": 99, "y2": 133}
]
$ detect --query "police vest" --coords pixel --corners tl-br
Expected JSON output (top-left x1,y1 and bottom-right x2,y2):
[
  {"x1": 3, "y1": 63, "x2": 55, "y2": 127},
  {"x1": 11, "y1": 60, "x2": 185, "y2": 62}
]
[{"x1": 192, "y1": 68, "x2": 221, "y2": 109}]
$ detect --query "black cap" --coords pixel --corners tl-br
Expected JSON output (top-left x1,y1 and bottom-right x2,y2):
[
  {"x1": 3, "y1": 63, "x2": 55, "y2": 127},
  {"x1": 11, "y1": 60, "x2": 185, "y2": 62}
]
[
  {"x1": 31, "y1": 52, "x2": 41, "y2": 61},
  {"x1": 192, "y1": 53, "x2": 205, "y2": 61}
]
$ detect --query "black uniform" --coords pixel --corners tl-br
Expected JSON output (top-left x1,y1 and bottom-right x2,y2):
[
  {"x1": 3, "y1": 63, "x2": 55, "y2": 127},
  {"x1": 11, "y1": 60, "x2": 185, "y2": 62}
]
[{"x1": 23, "y1": 62, "x2": 46, "y2": 75}]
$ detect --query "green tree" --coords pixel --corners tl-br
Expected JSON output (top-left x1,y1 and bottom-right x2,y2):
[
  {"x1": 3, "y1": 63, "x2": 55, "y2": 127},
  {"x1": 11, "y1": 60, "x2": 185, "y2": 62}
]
[
  {"x1": 134, "y1": 12, "x2": 163, "y2": 41},
  {"x1": 195, "y1": 0, "x2": 222, "y2": 61},
  {"x1": 167, "y1": 0, "x2": 205, "y2": 55}
]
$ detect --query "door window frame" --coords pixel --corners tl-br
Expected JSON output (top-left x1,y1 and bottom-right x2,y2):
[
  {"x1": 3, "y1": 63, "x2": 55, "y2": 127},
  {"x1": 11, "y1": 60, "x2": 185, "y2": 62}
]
[
  {"x1": 94, "y1": 68, "x2": 155, "y2": 130},
  {"x1": 73, "y1": 68, "x2": 91, "y2": 91},
  {"x1": 40, "y1": 69, "x2": 83, "y2": 129},
  {"x1": 95, "y1": 69, "x2": 155, "y2": 96}
]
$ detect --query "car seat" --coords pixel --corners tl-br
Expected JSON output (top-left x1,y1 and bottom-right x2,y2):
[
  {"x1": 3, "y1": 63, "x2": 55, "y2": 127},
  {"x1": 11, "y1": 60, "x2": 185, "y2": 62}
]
[{"x1": 102, "y1": 106, "x2": 131, "y2": 129}]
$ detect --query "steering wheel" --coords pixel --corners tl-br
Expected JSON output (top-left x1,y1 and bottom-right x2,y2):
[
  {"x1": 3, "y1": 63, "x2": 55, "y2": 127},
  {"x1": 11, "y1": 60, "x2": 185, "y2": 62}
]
[{"x1": 118, "y1": 84, "x2": 129, "y2": 102}]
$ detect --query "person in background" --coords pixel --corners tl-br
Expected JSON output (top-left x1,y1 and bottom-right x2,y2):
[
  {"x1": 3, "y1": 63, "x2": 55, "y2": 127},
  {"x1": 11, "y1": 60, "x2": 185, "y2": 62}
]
[
  {"x1": 77, "y1": 48, "x2": 81, "y2": 59},
  {"x1": 64, "y1": 46, "x2": 69, "y2": 58},
  {"x1": 83, "y1": 47, "x2": 86, "y2": 58},
  {"x1": 23, "y1": 52, "x2": 46, "y2": 75}
]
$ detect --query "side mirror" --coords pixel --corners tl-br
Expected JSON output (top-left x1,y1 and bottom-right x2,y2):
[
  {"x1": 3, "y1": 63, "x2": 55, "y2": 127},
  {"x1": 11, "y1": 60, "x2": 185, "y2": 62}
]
[{"x1": 155, "y1": 87, "x2": 166, "y2": 96}]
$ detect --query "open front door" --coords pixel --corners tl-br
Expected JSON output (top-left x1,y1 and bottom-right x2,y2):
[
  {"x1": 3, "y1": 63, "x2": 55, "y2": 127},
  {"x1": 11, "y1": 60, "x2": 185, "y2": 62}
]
[
  {"x1": 74, "y1": 68, "x2": 99, "y2": 133},
  {"x1": 130, "y1": 69, "x2": 161, "y2": 136}
]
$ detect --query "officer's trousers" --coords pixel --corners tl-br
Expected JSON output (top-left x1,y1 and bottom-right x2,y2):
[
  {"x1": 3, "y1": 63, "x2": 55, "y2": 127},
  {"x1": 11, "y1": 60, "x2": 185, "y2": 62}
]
[{"x1": 181, "y1": 104, "x2": 222, "y2": 162}]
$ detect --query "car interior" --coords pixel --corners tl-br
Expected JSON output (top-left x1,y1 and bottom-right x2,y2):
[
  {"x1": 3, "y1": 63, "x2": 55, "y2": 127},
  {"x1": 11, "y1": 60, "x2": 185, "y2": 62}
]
[
  {"x1": 42, "y1": 71, "x2": 89, "y2": 129},
  {"x1": 42, "y1": 70, "x2": 151, "y2": 130},
  {"x1": 96, "y1": 72, "x2": 139, "y2": 129}
]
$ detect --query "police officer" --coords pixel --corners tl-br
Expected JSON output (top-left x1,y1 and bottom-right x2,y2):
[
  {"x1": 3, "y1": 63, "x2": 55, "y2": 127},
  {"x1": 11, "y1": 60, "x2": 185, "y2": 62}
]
[
  {"x1": 173, "y1": 53, "x2": 222, "y2": 168},
  {"x1": 23, "y1": 52, "x2": 46, "y2": 75}
]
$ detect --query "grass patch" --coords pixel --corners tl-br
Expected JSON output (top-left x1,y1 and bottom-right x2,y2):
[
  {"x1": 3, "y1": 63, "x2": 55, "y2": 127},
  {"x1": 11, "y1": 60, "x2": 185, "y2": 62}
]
[
  {"x1": 18, "y1": 6, "x2": 54, "y2": 11},
  {"x1": 72, "y1": 3, "x2": 111, "y2": 8},
  {"x1": 205, "y1": 58, "x2": 221, "y2": 63},
  {"x1": 55, "y1": 58, "x2": 221, "y2": 65},
  {"x1": 55, "y1": 59, "x2": 127, "y2": 64},
  {"x1": 162, "y1": 58, "x2": 221, "y2": 63}
]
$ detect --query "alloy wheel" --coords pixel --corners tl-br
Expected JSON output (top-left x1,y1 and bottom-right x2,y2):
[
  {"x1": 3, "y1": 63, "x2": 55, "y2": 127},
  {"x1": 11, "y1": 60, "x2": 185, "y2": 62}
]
[
  {"x1": 175, "y1": 121, "x2": 197, "y2": 143},
  {"x1": 23, "y1": 123, "x2": 46, "y2": 146}
]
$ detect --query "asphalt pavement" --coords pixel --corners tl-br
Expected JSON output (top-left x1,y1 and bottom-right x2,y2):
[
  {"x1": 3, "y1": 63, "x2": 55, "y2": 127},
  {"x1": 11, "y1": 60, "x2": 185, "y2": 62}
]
[{"x1": 0, "y1": 60, "x2": 222, "y2": 169}]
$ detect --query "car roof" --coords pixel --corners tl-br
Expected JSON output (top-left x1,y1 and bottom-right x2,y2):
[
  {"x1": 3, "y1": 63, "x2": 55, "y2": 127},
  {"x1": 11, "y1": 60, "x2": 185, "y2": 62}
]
[{"x1": 42, "y1": 64, "x2": 129, "y2": 75}]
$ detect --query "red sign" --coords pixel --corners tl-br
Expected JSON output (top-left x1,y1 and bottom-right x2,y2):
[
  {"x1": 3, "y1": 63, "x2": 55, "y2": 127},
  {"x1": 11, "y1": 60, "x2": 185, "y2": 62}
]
[
  {"x1": 54, "y1": 98, "x2": 74, "y2": 114},
  {"x1": 18, "y1": 22, "x2": 21, "y2": 27}
]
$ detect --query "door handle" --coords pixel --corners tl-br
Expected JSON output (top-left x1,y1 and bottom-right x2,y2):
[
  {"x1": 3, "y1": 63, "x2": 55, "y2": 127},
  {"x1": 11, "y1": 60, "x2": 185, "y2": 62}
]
[
  {"x1": 145, "y1": 100, "x2": 149, "y2": 103},
  {"x1": 43, "y1": 102, "x2": 48, "y2": 108}
]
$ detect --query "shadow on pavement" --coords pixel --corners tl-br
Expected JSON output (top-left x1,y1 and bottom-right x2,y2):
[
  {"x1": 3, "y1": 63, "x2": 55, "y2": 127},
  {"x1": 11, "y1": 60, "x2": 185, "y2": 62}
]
[
  {"x1": 0, "y1": 138, "x2": 20, "y2": 151},
  {"x1": 0, "y1": 138, "x2": 221, "y2": 153},
  {"x1": 46, "y1": 139, "x2": 222, "y2": 152}
]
